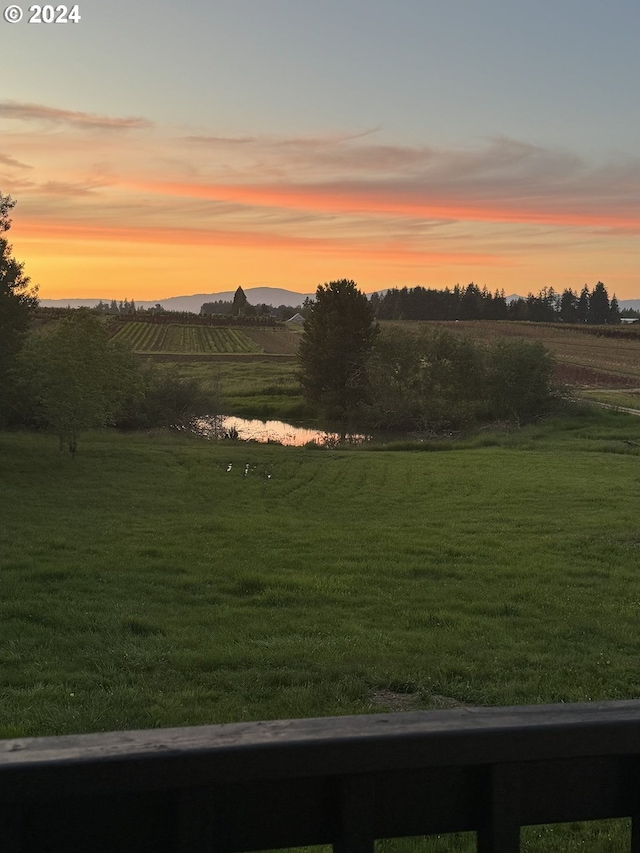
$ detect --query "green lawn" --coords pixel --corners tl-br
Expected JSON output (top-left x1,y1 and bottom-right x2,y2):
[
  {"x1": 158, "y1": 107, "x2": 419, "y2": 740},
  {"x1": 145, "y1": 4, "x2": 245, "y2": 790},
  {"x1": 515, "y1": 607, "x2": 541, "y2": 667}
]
[
  {"x1": 2, "y1": 415, "x2": 638, "y2": 737},
  {"x1": 2, "y1": 415, "x2": 637, "y2": 852}
]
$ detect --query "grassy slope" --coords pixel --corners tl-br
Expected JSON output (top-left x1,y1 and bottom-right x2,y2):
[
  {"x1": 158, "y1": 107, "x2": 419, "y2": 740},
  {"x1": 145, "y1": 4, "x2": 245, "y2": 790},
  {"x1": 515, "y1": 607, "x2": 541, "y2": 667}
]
[
  {"x1": 2, "y1": 413, "x2": 638, "y2": 738},
  {"x1": 2, "y1": 413, "x2": 637, "y2": 852}
]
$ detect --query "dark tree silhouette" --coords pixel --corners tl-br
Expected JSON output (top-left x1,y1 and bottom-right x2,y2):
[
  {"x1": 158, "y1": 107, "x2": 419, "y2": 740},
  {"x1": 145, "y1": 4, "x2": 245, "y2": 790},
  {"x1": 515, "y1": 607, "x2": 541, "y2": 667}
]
[
  {"x1": 232, "y1": 286, "x2": 248, "y2": 316},
  {"x1": 297, "y1": 279, "x2": 377, "y2": 420},
  {"x1": 0, "y1": 193, "x2": 38, "y2": 422}
]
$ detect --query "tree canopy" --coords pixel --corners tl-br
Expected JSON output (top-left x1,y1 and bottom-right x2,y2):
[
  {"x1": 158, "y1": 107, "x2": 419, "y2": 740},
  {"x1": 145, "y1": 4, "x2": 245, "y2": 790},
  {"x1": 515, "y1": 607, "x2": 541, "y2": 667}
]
[
  {"x1": 21, "y1": 310, "x2": 141, "y2": 454},
  {"x1": 362, "y1": 325, "x2": 557, "y2": 431},
  {"x1": 372, "y1": 282, "x2": 621, "y2": 324},
  {"x1": 0, "y1": 193, "x2": 38, "y2": 419},
  {"x1": 297, "y1": 279, "x2": 378, "y2": 420}
]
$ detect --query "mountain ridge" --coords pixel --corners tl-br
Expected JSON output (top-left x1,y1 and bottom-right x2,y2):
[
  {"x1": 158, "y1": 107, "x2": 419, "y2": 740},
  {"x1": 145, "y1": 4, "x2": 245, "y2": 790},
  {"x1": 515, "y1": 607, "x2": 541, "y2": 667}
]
[
  {"x1": 39, "y1": 287, "x2": 640, "y2": 313},
  {"x1": 39, "y1": 287, "x2": 316, "y2": 312}
]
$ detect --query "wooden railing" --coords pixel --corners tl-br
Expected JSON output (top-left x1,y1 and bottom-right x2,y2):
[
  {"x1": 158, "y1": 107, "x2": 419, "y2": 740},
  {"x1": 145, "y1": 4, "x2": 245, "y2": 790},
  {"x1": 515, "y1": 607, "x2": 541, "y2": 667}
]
[{"x1": 1, "y1": 700, "x2": 639, "y2": 852}]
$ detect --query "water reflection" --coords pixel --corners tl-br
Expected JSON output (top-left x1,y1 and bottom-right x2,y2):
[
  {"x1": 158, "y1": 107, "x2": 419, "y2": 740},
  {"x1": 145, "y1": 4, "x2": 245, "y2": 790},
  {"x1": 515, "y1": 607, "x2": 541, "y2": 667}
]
[{"x1": 194, "y1": 415, "x2": 370, "y2": 447}]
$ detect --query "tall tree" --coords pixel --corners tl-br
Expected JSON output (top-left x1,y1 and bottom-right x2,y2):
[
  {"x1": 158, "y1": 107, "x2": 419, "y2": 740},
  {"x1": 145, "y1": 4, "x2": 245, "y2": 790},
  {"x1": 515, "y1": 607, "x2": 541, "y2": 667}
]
[
  {"x1": 0, "y1": 194, "x2": 39, "y2": 419},
  {"x1": 609, "y1": 295, "x2": 621, "y2": 324},
  {"x1": 297, "y1": 279, "x2": 378, "y2": 420},
  {"x1": 21, "y1": 310, "x2": 141, "y2": 454},
  {"x1": 232, "y1": 286, "x2": 248, "y2": 316},
  {"x1": 576, "y1": 285, "x2": 590, "y2": 323},
  {"x1": 559, "y1": 288, "x2": 578, "y2": 323},
  {"x1": 589, "y1": 281, "x2": 610, "y2": 324}
]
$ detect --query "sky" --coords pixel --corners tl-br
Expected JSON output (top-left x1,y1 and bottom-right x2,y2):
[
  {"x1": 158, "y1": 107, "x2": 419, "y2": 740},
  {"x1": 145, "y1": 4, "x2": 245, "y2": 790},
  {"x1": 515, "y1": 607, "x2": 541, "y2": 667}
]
[{"x1": 1, "y1": 0, "x2": 639, "y2": 301}]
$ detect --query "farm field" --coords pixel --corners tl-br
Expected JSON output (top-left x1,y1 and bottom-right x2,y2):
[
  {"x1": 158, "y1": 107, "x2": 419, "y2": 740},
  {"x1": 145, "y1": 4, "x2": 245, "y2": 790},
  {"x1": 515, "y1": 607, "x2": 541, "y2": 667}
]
[
  {"x1": 2, "y1": 410, "x2": 638, "y2": 851},
  {"x1": 109, "y1": 321, "x2": 300, "y2": 355},
  {"x1": 389, "y1": 320, "x2": 640, "y2": 385},
  {"x1": 110, "y1": 322, "x2": 261, "y2": 354}
]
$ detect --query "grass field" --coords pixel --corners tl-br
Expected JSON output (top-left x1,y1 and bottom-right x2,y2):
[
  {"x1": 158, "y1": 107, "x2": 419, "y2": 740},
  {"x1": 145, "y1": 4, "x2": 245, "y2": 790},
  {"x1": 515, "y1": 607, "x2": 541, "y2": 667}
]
[
  {"x1": 2, "y1": 410, "x2": 638, "y2": 734},
  {"x1": 156, "y1": 357, "x2": 307, "y2": 420},
  {"x1": 2, "y1": 407, "x2": 638, "y2": 851},
  {"x1": 576, "y1": 388, "x2": 640, "y2": 411}
]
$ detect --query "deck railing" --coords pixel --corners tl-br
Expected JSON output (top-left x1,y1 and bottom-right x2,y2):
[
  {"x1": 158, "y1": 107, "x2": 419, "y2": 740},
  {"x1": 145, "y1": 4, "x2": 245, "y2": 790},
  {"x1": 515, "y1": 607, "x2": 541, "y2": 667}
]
[{"x1": 1, "y1": 700, "x2": 639, "y2": 852}]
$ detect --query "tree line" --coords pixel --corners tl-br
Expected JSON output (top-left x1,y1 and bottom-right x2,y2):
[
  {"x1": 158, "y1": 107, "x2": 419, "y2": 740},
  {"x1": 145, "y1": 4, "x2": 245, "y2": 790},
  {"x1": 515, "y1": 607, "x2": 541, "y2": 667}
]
[
  {"x1": 371, "y1": 282, "x2": 626, "y2": 324},
  {"x1": 298, "y1": 280, "x2": 558, "y2": 431}
]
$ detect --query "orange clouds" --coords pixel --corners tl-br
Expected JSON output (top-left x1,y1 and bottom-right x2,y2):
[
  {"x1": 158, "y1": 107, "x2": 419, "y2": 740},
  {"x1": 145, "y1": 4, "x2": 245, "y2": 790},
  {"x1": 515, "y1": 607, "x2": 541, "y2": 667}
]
[
  {"x1": 126, "y1": 177, "x2": 639, "y2": 233},
  {"x1": 1, "y1": 101, "x2": 638, "y2": 299}
]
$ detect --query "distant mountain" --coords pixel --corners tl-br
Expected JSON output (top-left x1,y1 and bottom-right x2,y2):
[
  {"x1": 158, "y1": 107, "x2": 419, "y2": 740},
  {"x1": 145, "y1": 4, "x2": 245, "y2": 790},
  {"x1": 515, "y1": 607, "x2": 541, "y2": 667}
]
[
  {"x1": 39, "y1": 287, "x2": 317, "y2": 312},
  {"x1": 36, "y1": 288, "x2": 640, "y2": 313}
]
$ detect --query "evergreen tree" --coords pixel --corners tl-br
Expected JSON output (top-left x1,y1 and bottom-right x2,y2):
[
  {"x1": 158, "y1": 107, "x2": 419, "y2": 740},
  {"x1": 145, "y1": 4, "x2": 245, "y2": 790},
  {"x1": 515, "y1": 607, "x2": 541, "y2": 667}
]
[
  {"x1": 576, "y1": 286, "x2": 590, "y2": 323},
  {"x1": 297, "y1": 279, "x2": 377, "y2": 420},
  {"x1": 609, "y1": 295, "x2": 621, "y2": 324},
  {"x1": 559, "y1": 288, "x2": 578, "y2": 323},
  {"x1": 589, "y1": 281, "x2": 610, "y2": 324},
  {"x1": 232, "y1": 286, "x2": 248, "y2": 316}
]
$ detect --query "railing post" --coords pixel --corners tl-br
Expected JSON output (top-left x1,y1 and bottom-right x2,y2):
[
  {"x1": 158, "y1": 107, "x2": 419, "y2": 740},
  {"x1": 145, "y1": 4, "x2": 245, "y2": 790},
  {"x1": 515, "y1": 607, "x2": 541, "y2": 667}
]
[
  {"x1": 334, "y1": 774, "x2": 376, "y2": 853},
  {"x1": 0, "y1": 806, "x2": 22, "y2": 853},
  {"x1": 631, "y1": 759, "x2": 640, "y2": 853},
  {"x1": 477, "y1": 764, "x2": 521, "y2": 853},
  {"x1": 176, "y1": 788, "x2": 216, "y2": 853}
]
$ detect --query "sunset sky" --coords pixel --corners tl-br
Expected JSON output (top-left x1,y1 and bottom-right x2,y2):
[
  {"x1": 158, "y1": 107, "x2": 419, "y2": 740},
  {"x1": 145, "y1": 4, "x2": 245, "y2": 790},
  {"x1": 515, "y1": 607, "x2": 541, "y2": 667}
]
[{"x1": 2, "y1": 0, "x2": 639, "y2": 301}]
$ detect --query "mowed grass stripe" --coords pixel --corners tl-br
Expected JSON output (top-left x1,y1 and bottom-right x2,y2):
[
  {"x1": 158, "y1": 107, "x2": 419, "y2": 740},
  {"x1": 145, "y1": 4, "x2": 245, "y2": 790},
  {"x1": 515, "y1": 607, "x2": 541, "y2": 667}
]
[{"x1": 1, "y1": 430, "x2": 638, "y2": 741}]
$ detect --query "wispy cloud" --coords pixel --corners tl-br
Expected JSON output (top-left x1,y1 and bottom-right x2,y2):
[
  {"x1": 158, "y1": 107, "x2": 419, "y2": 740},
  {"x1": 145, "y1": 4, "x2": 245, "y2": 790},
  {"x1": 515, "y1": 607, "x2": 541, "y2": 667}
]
[
  {"x1": 0, "y1": 101, "x2": 152, "y2": 130},
  {"x1": 17, "y1": 219, "x2": 498, "y2": 267},
  {"x1": 0, "y1": 152, "x2": 32, "y2": 169},
  {"x1": 3, "y1": 107, "x2": 638, "y2": 297}
]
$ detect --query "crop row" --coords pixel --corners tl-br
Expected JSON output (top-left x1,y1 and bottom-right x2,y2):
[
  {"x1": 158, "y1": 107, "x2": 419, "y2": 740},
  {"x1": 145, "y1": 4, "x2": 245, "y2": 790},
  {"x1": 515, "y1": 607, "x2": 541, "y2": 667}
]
[{"x1": 110, "y1": 323, "x2": 262, "y2": 353}]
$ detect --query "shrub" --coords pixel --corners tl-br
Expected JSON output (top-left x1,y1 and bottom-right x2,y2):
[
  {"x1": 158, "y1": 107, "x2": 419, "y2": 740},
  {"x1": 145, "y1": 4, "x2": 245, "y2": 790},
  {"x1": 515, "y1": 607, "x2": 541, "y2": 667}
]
[
  {"x1": 485, "y1": 338, "x2": 556, "y2": 423},
  {"x1": 360, "y1": 327, "x2": 556, "y2": 432},
  {"x1": 115, "y1": 363, "x2": 221, "y2": 430}
]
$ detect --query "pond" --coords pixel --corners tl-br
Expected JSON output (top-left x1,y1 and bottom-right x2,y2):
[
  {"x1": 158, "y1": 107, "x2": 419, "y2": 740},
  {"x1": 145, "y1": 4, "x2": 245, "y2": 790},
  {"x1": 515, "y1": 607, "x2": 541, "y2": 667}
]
[{"x1": 193, "y1": 415, "x2": 371, "y2": 447}]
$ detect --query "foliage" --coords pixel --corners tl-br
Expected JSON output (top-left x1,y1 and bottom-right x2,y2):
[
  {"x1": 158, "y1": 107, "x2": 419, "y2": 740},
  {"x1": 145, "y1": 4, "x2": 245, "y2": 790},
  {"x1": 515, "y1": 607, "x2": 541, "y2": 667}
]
[
  {"x1": 232, "y1": 286, "x2": 249, "y2": 316},
  {"x1": 297, "y1": 279, "x2": 378, "y2": 419},
  {"x1": 373, "y1": 282, "x2": 622, "y2": 325},
  {"x1": 362, "y1": 326, "x2": 556, "y2": 430},
  {"x1": 20, "y1": 310, "x2": 141, "y2": 454},
  {"x1": 0, "y1": 193, "x2": 39, "y2": 423},
  {"x1": 363, "y1": 326, "x2": 485, "y2": 430},
  {"x1": 589, "y1": 281, "x2": 611, "y2": 325},
  {"x1": 115, "y1": 362, "x2": 221, "y2": 429},
  {"x1": 484, "y1": 338, "x2": 556, "y2": 422}
]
